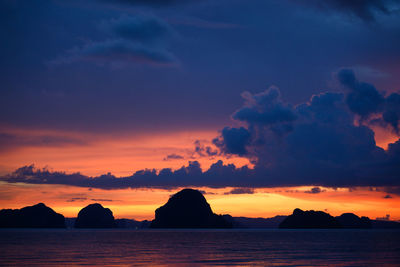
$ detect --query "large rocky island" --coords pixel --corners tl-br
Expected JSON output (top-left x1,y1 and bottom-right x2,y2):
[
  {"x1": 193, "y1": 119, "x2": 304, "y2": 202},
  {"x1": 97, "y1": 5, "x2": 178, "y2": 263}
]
[
  {"x1": 0, "y1": 203, "x2": 65, "y2": 228},
  {"x1": 150, "y1": 188, "x2": 232, "y2": 228},
  {"x1": 74, "y1": 203, "x2": 116, "y2": 228}
]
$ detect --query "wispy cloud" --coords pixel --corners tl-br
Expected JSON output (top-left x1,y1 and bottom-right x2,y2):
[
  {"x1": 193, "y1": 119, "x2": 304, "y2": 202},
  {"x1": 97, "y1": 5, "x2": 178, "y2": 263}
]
[
  {"x1": 51, "y1": 14, "x2": 178, "y2": 67},
  {"x1": 294, "y1": 0, "x2": 396, "y2": 22}
]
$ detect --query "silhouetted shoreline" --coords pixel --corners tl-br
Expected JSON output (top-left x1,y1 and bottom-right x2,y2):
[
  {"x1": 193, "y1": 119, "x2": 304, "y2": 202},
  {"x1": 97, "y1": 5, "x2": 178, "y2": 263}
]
[{"x1": 1, "y1": 189, "x2": 399, "y2": 229}]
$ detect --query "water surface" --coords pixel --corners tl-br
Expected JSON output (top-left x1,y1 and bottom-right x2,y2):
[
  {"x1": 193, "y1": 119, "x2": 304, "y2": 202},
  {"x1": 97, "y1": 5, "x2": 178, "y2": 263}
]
[{"x1": 1, "y1": 229, "x2": 399, "y2": 266}]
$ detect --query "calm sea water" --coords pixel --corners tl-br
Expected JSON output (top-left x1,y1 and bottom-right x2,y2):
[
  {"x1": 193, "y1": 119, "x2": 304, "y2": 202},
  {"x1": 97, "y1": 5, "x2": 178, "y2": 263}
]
[{"x1": 0, "y1": 229, "x2": 399, "y2": 266}]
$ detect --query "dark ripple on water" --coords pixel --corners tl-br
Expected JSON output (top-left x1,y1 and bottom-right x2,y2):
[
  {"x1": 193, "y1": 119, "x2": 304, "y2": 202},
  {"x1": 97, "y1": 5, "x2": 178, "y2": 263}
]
[{"x1": 0, "y1": 229, "x2": 399, "y2": 266}]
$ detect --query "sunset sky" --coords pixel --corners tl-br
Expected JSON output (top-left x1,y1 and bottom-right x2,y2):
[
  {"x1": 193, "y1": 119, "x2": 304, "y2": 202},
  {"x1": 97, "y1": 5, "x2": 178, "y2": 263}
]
[{"x1": 1, "y1": 0, "x2": 400, "y2": 221}]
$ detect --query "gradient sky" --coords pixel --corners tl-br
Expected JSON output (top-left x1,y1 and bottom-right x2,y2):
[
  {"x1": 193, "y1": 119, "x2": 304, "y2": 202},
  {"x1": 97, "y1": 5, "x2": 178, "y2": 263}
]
[{"x1": 1, "y1": 0, "x2": 400, "y2": 220}]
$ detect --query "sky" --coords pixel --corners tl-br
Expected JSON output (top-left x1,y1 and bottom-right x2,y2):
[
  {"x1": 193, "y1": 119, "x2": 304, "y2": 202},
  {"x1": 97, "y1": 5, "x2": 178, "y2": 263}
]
[{"x1": 0, "y1": 0, "x2": 400, "y2": 220}]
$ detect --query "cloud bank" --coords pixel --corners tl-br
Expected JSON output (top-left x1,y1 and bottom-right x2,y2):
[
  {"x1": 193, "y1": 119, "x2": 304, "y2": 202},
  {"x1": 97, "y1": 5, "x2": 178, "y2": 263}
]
[{"x1": 1, "y1": 70, "x2": 399, "y2": 192}]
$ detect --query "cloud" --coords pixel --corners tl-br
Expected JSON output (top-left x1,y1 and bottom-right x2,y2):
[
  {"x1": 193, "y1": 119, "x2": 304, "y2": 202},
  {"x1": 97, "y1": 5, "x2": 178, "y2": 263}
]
[
  {"x1": 213, "y1": 127, "x2": 251, "y2": 156},
  {"x1": 1, "y1": 70, "x2": 400, "y2": 193},
  {"x1": 0, "y1": 161, "x2": 248, "y2": 190},
  {"x1": 382, "y1": 93, "x2": 400, "y2": 134},
  {"x1": 66, "y1": 197, "x2": 87, "y2": 202},
  {"x1": 295, "y1": 0, "x2": 395, "y2": 22},
  {"x1": 337, "y1": 68, "x2": 385, "y2": 118},
  {"x1": 232, "y1": 88, "x2": 297, "y2": 126},
  {"x1": 224, "y1": 188, "x2": 254, "y2": 195},
  {"x1": 383, "y1": 194, "x2": 393, "y2": 198},
  {"x1": 348, "y1": 66, "x2": 390, "y2": 79},
  {"x1": 194, "y1": 140, "x2": 219, "y2": 157},
  {"x1": 52, "y1": 14, "x2": 178, "y2": 67},
  {"x1": 163, "y1": 153, "x2": 184, "y2": 161},
  {"x1": 337, "y1": 69, "x2": 400, "y2": 133},
  {"x1": 90, "y1": 198, "x2": 113, "y2": 202},
  {"x1": 52, "y1": 39, "x2": 177, "y2": 66},
  {"x1": 212, "y1": 69, "x2": 400, "y2": 189},
  {"x1": 197, "y1": 190, "x2": 216, "y2": 195},
  {"x1": 304, "y1": 187, "x2": 324, "y2": 194},
  {"x1": 213, "y1": 88, "x2": 297, "y2": 157},
  {"x1": 103, "y1": 14, "x2": 175, "y2": 44}
]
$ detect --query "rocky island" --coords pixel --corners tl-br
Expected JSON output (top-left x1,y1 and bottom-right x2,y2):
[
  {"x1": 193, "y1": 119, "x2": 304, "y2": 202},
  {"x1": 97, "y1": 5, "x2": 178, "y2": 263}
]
[
  {"x1": 150, "y1": 188, "x2": 232, "y2": 228},
  {"x1": 336, "y1": 213, "x2": 371, "y2": 228},
  {"x1": 279, "y1": 208, "x2": 341, "y2": 229},
  {"x1": 0, "y1": 203, "x2": 65, "y2": 228},
  {"x1": 74, "y1": 203, "x2": 116, "y2": 228}
]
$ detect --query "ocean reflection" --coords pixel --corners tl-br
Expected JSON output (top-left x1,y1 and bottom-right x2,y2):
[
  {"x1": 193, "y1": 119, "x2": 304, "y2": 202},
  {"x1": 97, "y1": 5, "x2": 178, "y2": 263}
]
[{"x1": 1, "y1": 229, "x2": 399, "y2": 266}]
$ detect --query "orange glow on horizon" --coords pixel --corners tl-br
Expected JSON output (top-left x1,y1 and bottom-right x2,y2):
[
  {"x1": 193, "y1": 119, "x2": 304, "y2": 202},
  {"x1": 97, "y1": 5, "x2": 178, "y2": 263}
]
[
  {"x1": 0, "y1": 128, "x2": 250, "y2": 177},
  {"x1": 0, "y1": 182, "x2": 399, "y2": 221}
]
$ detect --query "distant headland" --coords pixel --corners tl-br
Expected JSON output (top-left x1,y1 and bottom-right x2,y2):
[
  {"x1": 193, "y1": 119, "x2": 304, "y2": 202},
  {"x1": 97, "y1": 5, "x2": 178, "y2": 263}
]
[{"x1": 1, "y1": 188, "x2": 399, "y2": 229}]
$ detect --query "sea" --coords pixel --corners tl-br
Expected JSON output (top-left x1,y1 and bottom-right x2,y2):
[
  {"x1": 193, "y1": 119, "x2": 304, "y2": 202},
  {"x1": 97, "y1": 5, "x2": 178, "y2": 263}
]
[{"x1": 0, "y1": 229, "x2": 399, "y2": 266}]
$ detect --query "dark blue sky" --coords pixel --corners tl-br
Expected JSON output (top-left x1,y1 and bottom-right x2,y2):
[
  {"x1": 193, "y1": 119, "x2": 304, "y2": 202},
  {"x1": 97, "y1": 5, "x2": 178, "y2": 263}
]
[{"x1": 1, "y1": 0, "x2": 399, "y2": 133}]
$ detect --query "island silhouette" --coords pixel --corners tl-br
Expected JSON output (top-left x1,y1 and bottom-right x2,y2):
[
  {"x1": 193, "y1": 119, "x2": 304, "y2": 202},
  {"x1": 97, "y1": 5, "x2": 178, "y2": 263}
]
[
  {"x1": 279, "y1": 208, "x2": 341, "y2": 228},
  {"x1": 336, "y1": 213, "x2": 371, "y2": 228},
  {"x1": 0, "y1": 203, "x2": 65, "y2": 228},
  {"x1": 150, "y1": 188, "x2": 232, "y2": 228},
  {"x1": 74, "y1": 203, "x2": 116, "y2": 228},
  {"x1": 1, "y1": 188, "x2": 399, "y2": 229}
]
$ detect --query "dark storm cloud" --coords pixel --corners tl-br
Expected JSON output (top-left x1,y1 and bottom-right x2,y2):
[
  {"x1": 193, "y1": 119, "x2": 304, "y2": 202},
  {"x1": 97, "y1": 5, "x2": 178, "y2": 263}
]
[
  {"x1": 382, "y1": 93, "x2": 400, "y2": 134},
  {"x1": 212, "y1": 70, "x2": 400, "y2": 190},
  {"x1": 213, "y1": 127, "x2": 251, "y2": 156},
  {"x1": 304, "y1": 187, "x2": 324, "y2": 194},
  {"x1": 337, "y1": 69, "x2": 385, "y2": 118},
  {"x1": 338, "y1": 69, "x2": 400, "y2": 133},
  {"x1": 224, "y1": 188, "x2": 254, "y2": 195},
  {"x1": 221, "y1": 88, "x2": 297, "y2": 146},
  {"x1": 2, "y1": 71, "x2": 400, "y2": 192},
  {"x1": 232, "y1": 88, "x2": 297, "y2": 126},
  {"x1": 0, "y1": 161, "x2": 249, "y2": 190},
  {"x1": 295, "y1": 0, "x2": 395, "y2": 22}
]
